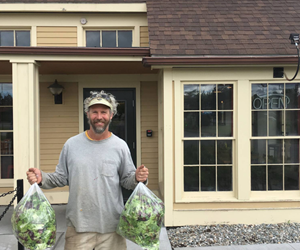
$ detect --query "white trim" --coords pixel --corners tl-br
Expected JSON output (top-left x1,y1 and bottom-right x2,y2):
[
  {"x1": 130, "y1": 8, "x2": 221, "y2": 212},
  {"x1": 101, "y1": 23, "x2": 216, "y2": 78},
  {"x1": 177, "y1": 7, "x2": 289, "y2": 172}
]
[{"x1": 0, "y1": 3, "x2": 147, "y2": 13}]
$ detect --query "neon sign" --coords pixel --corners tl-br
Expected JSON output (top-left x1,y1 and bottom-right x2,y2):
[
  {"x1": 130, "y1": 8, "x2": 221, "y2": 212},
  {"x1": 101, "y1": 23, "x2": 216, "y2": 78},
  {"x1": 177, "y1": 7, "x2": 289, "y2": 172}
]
[{"x1": 253, "y1": 95, "x2": 290, "y2": 109}]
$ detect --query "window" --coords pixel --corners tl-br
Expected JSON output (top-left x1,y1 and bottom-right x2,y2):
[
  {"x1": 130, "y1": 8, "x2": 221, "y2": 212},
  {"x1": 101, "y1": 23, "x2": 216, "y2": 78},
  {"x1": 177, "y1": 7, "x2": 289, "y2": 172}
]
[
  {"x1": 251, "y1": 83, "x2": 300, "y2": 191},
  {"x1": 0, "y1": 83, "x2": 13, "y2": 179},
  {"x1": 86, "y1": 30, "x2": 132, "y2": 48},
  {"x1": 0, "y1": 30, "x2": 30, "y2": 46},
  {"x1": 183, "y1": 84, "x2": 234, "y2": 192}
]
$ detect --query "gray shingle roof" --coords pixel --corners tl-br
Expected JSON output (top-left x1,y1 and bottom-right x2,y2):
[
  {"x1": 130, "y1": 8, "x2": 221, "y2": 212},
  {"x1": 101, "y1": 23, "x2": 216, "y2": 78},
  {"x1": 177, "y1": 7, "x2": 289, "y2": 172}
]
[{"x1": 146, "y1": 0, "x2": 300, "y2": 56}]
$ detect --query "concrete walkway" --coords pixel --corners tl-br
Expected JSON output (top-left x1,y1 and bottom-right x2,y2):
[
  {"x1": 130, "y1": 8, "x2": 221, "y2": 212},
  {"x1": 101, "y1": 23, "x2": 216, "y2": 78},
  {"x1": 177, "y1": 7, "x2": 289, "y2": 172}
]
[{"x1": 2, "y1": 205, "x2": 300, "y2": 250}]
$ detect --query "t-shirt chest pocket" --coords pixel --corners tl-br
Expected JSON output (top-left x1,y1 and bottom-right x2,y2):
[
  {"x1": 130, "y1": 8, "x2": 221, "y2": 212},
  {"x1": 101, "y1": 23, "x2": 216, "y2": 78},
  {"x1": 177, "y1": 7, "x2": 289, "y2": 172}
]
[{"x1": 100, "y1": 160, "x2": 118, "y2": 177}]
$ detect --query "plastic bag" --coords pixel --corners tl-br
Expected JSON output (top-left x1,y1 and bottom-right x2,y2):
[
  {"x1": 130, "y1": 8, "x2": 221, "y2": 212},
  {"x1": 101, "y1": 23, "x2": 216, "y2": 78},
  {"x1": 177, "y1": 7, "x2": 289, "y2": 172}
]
[
  {"x1": 11, "y1": 182, "x2": 56, "y2": 250},
  {"x1": 116, "y1": 182, "x2": 165, "y2": 250}
]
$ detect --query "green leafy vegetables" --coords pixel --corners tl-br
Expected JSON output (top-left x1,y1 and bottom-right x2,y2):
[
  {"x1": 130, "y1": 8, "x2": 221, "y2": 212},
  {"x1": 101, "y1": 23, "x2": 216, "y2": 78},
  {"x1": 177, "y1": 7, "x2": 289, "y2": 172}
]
[
  {"x1": 116, "y1": 183, "x2": 164, "y2": 250},
  {"x1": 11, "y1": 183, "x2": 56, "y2": 250}
]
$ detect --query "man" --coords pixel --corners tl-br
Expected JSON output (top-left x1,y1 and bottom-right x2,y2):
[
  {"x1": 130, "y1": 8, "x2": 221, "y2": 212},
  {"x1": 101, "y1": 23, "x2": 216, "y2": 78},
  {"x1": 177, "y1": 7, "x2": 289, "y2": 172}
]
[{"x1": 26, "y1": 90, "x2": 149, "y2": 250}]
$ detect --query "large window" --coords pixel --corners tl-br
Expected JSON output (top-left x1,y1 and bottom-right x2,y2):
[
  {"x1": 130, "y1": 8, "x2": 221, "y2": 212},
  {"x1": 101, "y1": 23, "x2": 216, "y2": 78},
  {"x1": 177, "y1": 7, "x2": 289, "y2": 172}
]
[
  {"x1": 0, "y1": 83, "x2": 13, "y2": 179},
  {"x1": 183, "y1": 84, "x2": 234, "y2": 192},
  {"x1": 86, "y1": 30, "x2": 132, "y2": 48},
  {"x1": 251, "y1": 83, "x2": 300, "y2": 191},
  {"x1": 0, "y1": 30, "x2": 30, "y2": 46}
]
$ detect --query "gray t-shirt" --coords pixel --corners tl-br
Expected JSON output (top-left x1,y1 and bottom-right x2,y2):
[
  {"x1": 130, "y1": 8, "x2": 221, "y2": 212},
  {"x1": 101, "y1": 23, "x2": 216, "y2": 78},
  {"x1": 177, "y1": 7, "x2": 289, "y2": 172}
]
[{"x1": 40, "y1": 132, "x2": 137, "y2": 233}]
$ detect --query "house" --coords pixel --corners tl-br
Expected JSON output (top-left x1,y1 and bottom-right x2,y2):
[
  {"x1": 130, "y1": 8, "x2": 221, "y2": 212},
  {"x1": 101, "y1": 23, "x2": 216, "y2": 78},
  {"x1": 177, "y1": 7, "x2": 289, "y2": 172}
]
[{"x1": 0, "y1": 0, "x2": 300, "y2": 227}]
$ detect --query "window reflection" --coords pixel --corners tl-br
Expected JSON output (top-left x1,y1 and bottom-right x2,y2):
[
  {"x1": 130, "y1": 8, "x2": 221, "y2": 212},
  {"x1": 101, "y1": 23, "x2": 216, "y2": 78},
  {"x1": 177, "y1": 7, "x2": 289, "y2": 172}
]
[
  {"x1": 184, "y1": 85, "x2": 199, "y2": 110},
  {"x1": 201, "y1": 112, "x2": 216, "y2": 137},
  {"x1": 201, "y1": 166, "x2": 216, "y2": 191},
  {"x1": 184, "y1": 167, "x2": 199, "y2": 191},
  {"x1": 201, "y1": 84, "x2": 216, "y2": 110},
  {"x1": 268, "y1": 165, "x2": 283, "y2": 190}
]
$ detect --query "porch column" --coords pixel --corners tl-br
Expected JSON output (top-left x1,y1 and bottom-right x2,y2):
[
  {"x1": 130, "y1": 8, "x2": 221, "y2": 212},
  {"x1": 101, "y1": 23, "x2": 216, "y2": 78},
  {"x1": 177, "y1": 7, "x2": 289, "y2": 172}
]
[
  {"x1": 162, "y1": 68, "x2": 174, "y2": 226},
  {"x1": 11, "y1": 60, "x2": 40, "y2": 194}
]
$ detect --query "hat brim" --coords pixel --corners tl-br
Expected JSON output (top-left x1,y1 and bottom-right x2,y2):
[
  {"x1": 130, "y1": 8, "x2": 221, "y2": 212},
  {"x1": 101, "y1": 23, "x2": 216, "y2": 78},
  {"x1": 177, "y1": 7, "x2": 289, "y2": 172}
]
[{"x1": 88, "y1": 98, "x2": 113, "y2": 110}]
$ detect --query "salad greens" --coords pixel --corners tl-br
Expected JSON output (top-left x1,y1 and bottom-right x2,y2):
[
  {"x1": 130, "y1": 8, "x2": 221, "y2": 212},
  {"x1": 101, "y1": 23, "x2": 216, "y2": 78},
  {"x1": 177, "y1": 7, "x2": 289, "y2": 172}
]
[
  {"x1": 117, "y1": 183, "x2": 164, "y2": 250},
  {"x1": 11, "y1": 185, "x2": 56, "y2": 250}
]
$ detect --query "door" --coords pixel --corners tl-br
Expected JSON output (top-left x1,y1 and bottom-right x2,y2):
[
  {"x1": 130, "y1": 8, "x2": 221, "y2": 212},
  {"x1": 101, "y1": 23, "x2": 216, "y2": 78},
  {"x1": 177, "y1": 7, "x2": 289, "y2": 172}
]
[{"x1": 83, "y1": 88, "x2": 136, "y2": 202}]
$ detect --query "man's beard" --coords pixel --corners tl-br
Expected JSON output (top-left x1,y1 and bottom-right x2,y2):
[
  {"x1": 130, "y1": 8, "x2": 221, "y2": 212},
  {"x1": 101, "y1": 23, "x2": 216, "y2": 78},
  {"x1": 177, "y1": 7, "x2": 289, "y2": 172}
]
[{"x1": 88, "y1": 118, "x2": 110, "y2": 134}]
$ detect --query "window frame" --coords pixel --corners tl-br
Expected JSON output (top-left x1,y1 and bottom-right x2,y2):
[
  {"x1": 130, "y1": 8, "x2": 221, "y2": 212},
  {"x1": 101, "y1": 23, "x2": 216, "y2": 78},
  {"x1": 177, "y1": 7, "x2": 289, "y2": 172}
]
[
  {"x1": 175, "y1": 81, "x2": 236, "y2": 203},
  {"x1": 0, "y1": 29, "x2": 31, "y2": 47},
  {"x1": 250, "y1": 80, "x2": 300, "y2": 200},
  {"x1": 0, "y1": 81, "x2": 13, "y2": 187},
  {"x1": 84, "y1": 28, "x2": 134, "y2": 48}
]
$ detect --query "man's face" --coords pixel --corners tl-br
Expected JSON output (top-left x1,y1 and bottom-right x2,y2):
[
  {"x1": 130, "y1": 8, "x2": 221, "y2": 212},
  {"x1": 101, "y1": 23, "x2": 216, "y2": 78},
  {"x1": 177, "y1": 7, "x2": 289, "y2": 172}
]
[{"x1": 87, "y1": 104, "x2": 113, "y2": 134}]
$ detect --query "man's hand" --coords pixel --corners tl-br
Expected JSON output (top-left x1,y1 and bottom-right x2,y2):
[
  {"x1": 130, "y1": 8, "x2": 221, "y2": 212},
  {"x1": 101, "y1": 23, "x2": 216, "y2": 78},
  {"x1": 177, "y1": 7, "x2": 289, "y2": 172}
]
[
  {"x1": 26, "y1": 168, "x2": 42, "y2": 185},
  {"x1": 135, "y1": 164, "x2": 149, "y2": 183}
]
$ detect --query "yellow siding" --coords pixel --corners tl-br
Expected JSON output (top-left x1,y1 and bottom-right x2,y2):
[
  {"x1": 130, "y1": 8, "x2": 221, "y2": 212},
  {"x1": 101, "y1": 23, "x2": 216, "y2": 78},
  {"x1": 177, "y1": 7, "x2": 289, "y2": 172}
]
[
  {"x1": 39, "y1": 82, "x2": 79, "y2": 192},
  {"x1": 140, "y1": 26, "x2": 149, "y2": 47},
  {"x1": 37, "y1": 26, "x2": 77, "y2": 47},
  {"x1": 140, "y1": 82, "x2": 158, "y2": 190}
]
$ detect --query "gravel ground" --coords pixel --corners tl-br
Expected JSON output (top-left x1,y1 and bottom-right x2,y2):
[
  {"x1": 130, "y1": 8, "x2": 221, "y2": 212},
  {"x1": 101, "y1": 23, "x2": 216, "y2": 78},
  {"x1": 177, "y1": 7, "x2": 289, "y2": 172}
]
[{"x1": 167, "y1": 223, "x2": 300, "y2": 248}]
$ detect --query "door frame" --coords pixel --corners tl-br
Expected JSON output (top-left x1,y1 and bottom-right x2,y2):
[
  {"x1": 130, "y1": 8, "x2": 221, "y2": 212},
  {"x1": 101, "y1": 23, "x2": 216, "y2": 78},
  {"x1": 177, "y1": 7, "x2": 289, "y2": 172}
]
[{"x1": 78, "y1": 78, "x2": 141, "y2": 167}]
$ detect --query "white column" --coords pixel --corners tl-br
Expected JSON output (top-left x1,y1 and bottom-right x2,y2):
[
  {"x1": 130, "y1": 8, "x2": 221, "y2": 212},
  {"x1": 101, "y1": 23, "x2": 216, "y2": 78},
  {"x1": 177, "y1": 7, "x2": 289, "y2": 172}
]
[
  {"x1": 11, "y1": 60, "x2": 40, "y2": 195},
  {"x1": 236, "y1": 79, "x2": 251, "y2": 200},
  {"x1": 162, "y1": 68, "x2": 174, "y2": 226}
]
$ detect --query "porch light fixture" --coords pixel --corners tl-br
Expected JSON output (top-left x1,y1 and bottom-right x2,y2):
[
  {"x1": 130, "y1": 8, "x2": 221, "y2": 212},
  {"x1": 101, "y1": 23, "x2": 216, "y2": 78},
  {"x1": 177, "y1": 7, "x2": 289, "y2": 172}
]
[
  {"x1": 48, "y1": 80, "x2": 64, "y2": 104},
  {"x1": 284, "y1": 33, "x2": 300, "y2": 81},
  {"x1": 48, "y1": 79, "x2": 64, "y2": 96}
]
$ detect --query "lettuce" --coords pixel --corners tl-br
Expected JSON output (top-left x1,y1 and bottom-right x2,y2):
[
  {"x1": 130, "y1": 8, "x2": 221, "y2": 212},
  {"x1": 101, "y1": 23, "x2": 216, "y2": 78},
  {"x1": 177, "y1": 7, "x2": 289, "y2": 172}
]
[
  {"x1": 117, "y1": 183, "x2": 164, "y2": 250},
  {"x1": 11, "y1": 189, "x2": 56, "y2": 250}
]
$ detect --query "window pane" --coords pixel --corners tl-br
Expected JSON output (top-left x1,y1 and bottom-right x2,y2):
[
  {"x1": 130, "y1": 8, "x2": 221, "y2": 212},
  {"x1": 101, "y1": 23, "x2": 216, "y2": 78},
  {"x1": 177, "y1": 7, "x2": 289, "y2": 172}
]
[
  {"x1": 217, "y1": 140, "x2": 232, "y2": 164},
  {"x1": 0, "y1": 31, "x2": 14, "y2": 46},
  {"x1": 286, "y1": 111, "x2": 300, "y2": 136},
  {"x1": 268, "y1": 139, "x2": 283, "y2": 163},
  {"x1": 86, "y1": 31, "x2": 100, "y2": 47},
  {"x1": 218, "y1": 84, "x2": 233, "y2": 110},
  {"x1": 0, "y1": 83, "x2": 12, "y2": 106},
  {"x1": 201, "y1": 140, "x2": 215, "y2": 164},
  {"x1": 285, "y1": 165, "x2": 299, "y2": 190},
  {"x1": 218, "y1": 112, "x2": 233, "y2": 136},
  {"x1": 102, "y1": 31, "x2": 116, "y2": 47},
  {"x1": 268, "y1": 84, "x2": 284, "y2": 109},
  {"x1": 201, "y1": 85, "x2": 216, "y2": 110},
  {"x1": 201, "y1": 166, "x2": 216, "y2": 191},
  {"x1": 217, "y1": 166, "x2": 232, "y2": 191},
  {"x1": 252, "y1": 84, "x2": 267, "y2": 110},
  {"x1": 252, "y1": 111, "x2": 267, "y2": 136},
  {"x1": 118, "y1": 30, "x2": 132, "y2": 47},
  {"x1": 1, "y1": 132, "x2": 13, "y2": 155},
  {"x1": 251, "y1": 165, "x2": 266, "y2": 191},
  {"x1": 184, "y1": 140, "x2": 199, "y2": 165},
  {"x1": 184, "y1": 167, "x2": 199, "y2": 191},
  {"x1": 1, "y1": 156, "x2": 13, "y2": 179},
  {"x1": 0, "y1": 107, "x2": 13, "y2": 130},
  {"x1": 184, "y1": 112, "x2": 199, "y2": 137},
  {"x1": 251, "y1": 140, "x2": 266, "y2": 164},
  {"x1": 184, "y1": 85, "x2": 199, "y2": 110},
  {"x1": 268, "y1": 165, "x2": 283, "y2": 190},
  {"x1": 285, "y1": 139, "x2": 299, "y2": 163},
  {"x1": 269, "y1": 111, "x2": 283, "y2": 136},
  {"x1": 16, "y1": 31, "x2": 30, "y2": 46},
  {"x1": 286, "y1": 83, "x2": 300, "y2": 109},
  {"x1": 201, "y1": 112, "x2": 216, "y2": 137}
]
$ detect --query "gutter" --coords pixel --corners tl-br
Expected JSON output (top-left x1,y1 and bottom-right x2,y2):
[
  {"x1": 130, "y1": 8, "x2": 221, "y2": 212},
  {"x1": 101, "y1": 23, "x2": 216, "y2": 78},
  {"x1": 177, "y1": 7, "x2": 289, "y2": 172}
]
[
  {"x1": 142, "y1": 56, "x2": 299, "y2": 67},
  {"x1": 0, "y1": 47, "x2": 151, "y2": 57}
]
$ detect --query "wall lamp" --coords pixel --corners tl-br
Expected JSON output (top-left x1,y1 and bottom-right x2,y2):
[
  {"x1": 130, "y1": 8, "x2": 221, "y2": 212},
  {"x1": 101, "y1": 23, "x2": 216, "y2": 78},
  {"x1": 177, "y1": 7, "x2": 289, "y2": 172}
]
[
  {"x1": 48, "y1": 79, "x2": 64, "y2": 104},
  {"x1": 284, "y1": 33, "x2": 300, "y2": 81}
]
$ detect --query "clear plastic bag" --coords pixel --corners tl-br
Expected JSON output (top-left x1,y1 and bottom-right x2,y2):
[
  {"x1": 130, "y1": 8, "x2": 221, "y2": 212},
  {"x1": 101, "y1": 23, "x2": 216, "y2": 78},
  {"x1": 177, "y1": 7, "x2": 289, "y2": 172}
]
[
  {"x1": 116, "y1": 182, "x2": 165, "y2": 250},
  {"x1": 11, "y1": 182, "x2": 56, "y2": 250}
]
